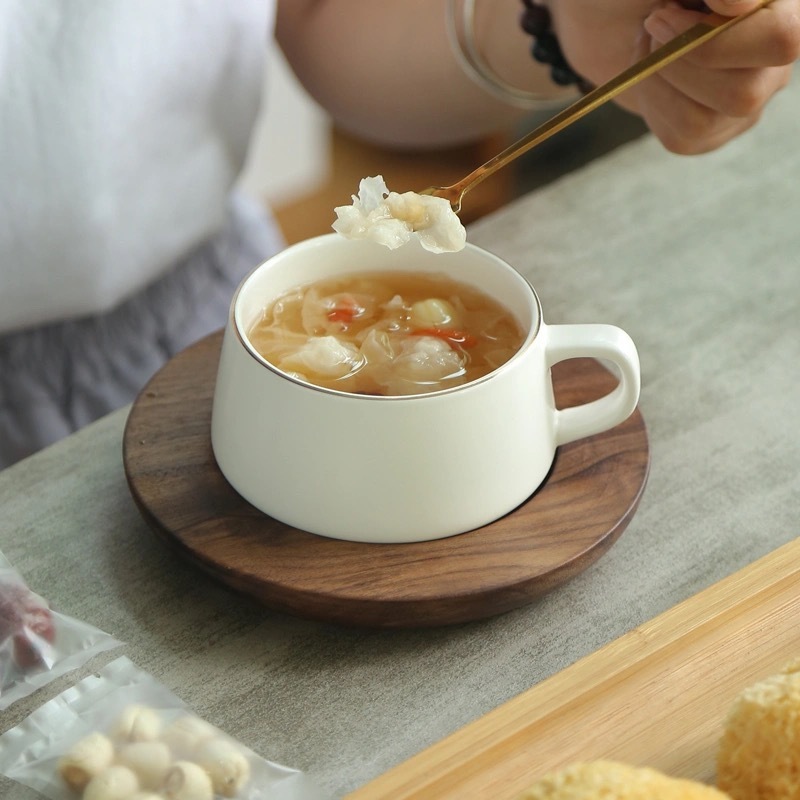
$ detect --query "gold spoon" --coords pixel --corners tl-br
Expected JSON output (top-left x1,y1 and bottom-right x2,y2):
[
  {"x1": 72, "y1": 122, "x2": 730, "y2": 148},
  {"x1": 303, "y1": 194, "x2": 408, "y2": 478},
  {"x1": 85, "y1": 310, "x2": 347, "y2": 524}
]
[{"x1": 422, "y1": 0, "x2": 773, "y2": 212}]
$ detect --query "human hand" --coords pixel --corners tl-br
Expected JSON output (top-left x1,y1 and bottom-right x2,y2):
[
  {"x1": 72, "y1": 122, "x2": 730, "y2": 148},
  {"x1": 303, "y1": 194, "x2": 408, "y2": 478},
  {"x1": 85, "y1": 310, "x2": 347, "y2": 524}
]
[
  {"x1": 555, "y1": 0, "x2": 800, "y2": 154},
  {"x1": 640, "y1": 0, "x2": 800, "y2": 152}
]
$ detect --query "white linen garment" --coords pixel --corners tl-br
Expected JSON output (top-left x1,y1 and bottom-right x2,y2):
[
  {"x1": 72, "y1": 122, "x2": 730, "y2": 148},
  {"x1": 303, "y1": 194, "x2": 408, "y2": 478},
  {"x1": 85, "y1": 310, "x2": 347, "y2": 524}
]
[
  {"x1": 0, "y1": 0, "x2": 276, "y2": 333},
  {"x1": 0, "y1": 0, "x2": 285, "y2": 469}
]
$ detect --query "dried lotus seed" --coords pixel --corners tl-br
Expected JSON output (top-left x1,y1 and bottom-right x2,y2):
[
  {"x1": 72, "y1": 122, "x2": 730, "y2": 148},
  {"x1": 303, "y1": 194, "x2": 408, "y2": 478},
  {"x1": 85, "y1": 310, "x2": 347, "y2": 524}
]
[
  {"x1": 83, "y1": 765, "x2": 140, "y2": 800},
  {"x1": 162, "y1": 761, "x2": 213, "y2": 800},
  {"x1": 112, "y1": 704, "x2": 162, "y2": 742},
  {"x1": 161, "y1": 715, "x2": 216, "y2": 757},
  {"x1": 195, "y1": 737, "x2": 251, "y2": 797},
  {"x1": 130, "y1": 794, "x2": 164, "y2": 800},
  {"x1": 116, "y1": 741, "x2": 172, "y2": 790},
  {"x1": 57, "y1": 732, "x2": 115, "y2": 791}
]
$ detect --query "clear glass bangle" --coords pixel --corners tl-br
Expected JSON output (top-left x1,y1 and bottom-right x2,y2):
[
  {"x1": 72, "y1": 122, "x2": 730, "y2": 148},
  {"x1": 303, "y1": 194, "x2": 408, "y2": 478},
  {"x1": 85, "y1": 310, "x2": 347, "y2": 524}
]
[{"x1": 446, "y1": 0, "x2": 574, "y2": 110}]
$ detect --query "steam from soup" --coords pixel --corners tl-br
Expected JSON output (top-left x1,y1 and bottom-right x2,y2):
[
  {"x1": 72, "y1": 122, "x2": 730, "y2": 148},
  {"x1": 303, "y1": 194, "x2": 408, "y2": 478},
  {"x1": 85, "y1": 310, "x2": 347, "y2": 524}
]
[{"x1": 247, "y1": 271, "x2": 525, "y2": 396}]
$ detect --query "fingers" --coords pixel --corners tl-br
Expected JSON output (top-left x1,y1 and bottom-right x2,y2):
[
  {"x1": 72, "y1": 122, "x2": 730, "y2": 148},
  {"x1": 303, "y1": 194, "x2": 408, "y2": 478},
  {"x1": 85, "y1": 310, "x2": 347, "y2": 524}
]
[
  {"x1": 619, "y1": 15, "x2": 776, "y2": 154},
  {"x1": 644, "y1": 0, "x2": 800, "y2": 68},
  {"x1": 642, "y1": 56, "x2": 791, "y2": 117},
  {"x1": 629, "y1": 0, "x2": 799, "y2": 153},
  {"x1": 635, "y1": 70, "x2": 770, "y2": 153}
]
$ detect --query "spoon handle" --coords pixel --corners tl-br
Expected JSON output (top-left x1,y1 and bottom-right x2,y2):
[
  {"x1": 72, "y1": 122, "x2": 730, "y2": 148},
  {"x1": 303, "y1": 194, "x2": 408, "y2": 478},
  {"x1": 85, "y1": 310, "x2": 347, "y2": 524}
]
[{"x1": 423, "y1": 0, "x2": 773, "y2": 212}]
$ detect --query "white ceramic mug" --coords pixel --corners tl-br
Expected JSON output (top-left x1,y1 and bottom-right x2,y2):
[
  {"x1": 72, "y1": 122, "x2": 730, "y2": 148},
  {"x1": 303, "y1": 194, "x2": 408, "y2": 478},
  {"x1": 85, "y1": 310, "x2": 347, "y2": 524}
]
[{"x1": 211, "y1": 234, "x2": 640, "y2": 544}]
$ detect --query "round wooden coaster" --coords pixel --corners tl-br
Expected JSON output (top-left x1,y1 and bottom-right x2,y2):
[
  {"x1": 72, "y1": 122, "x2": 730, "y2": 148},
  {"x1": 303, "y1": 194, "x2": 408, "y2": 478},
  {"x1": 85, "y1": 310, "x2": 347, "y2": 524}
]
[{"x1": 123, "y1": 331, "x2": 649, "y2": 628}]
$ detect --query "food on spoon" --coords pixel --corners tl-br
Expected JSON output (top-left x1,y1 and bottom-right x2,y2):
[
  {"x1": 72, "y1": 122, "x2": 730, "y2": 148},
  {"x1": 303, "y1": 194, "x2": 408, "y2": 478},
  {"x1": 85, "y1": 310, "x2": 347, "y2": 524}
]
[
  {"x1": 248, "y1": 270, "x2": 524, "y2": 395},
  {"x1": 0, "y1": 578, "x2": 56, "y2": 668},
  {"x1": 332, "y1": 175, "x2": 466, "y2": 253},
  {"x1": 515, "y1": 760, "x2": 731, "y2": 799},
  {"x1": 716, "y1": 658, "x2": 800, "y2": 800}
]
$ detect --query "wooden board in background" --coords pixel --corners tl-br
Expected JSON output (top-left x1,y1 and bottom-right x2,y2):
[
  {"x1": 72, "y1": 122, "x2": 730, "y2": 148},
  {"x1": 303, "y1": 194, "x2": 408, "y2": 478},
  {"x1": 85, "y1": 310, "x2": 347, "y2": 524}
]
[{"x1": 346, "y1": 536, "x2": 800, "y2": 798}]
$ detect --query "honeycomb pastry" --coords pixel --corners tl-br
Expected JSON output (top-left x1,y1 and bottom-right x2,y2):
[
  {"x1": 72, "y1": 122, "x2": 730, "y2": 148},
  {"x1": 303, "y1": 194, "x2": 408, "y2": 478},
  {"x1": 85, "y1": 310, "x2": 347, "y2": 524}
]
[{"x1": 717, "y1": 659, "x2": 800, "y2": 799}]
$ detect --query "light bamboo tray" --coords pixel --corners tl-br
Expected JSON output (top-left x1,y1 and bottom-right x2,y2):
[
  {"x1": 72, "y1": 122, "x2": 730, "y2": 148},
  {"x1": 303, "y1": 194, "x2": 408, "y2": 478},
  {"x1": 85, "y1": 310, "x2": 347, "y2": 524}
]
[{"x1": 347, "y1": 536, "x2": 800, "y2": 799}]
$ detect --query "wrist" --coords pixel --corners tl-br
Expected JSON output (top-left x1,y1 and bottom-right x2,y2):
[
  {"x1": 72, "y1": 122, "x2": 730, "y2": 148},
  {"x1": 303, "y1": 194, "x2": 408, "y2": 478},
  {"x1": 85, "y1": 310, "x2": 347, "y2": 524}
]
[{"x1": 519, "y1": 0, "x2": 593, "y2": 93}]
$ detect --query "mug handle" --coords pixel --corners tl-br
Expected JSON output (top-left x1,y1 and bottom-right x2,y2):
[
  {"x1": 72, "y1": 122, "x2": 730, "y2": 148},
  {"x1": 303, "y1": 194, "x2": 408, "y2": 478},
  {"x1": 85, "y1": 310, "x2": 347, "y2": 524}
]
[{"x1": 545, "y1": 324, "x2": 641, "y2": 447}]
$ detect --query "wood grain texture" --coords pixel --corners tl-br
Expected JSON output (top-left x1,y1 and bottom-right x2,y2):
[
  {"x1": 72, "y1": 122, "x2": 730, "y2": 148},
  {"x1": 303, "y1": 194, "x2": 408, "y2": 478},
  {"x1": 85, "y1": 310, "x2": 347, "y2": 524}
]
[
  {"x1": 346, "y1": 537, "x2": 800, "y2": 798},
  {"x1": 123, "y1": 331, "x2": 649, "y2": 628}
]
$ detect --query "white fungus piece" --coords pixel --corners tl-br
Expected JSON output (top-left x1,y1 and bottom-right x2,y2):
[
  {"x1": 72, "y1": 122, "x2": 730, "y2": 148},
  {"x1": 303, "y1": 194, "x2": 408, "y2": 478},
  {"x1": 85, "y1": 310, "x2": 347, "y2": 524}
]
[
  {"x1": 57, "y1": 732, "x2": 115, "y2": 792},
  {"x1": 112, "y1": 705, "x2": 163, "y2": 743},
  {"x1": 195, "y1": 737, "x2": 252, "y2": 797},
  {"x1": 299, "y1": 288, "x2": 376, "y2": 337},
  {"x1": 160, "y1": 715, "x2": 217, "y2": 759},
  {"x1": 392, "y1": 337, "x2": 465, "y2": 383},
  {"x1": 332, "y1": 175, "x2": 466, "y2": 254},
  {"x1": 371, "y1": 336, "x2": 467, "y2": 395},
  {"x1": 277, "y1": 335, "x2": 363, "y2": 380},
  {"x1": 82, "y1": 765, "x2": 140, "y2": 800},
  {"x1": 359, "y1": 329, "x2": 396, "y2": 367},
  {"x1": 116, "y1": 741, "x2": 172, "y2": 791},
  {"x1": 162, "y1": 761, "x2": 214, "y2": 800}
]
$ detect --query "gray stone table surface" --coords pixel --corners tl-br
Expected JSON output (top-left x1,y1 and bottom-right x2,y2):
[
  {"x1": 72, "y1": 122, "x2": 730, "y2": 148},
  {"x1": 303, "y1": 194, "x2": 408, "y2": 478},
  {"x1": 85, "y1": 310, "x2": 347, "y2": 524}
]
[{"x1": 1, "y1": 79, "x2": 799, "y2": 799}]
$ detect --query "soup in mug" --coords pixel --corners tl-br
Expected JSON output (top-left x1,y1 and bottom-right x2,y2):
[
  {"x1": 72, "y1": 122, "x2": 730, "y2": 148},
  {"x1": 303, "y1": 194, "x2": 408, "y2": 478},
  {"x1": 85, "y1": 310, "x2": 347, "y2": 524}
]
[{"x1": 247, "y1": 271, "x2": 525, "y2": 396}]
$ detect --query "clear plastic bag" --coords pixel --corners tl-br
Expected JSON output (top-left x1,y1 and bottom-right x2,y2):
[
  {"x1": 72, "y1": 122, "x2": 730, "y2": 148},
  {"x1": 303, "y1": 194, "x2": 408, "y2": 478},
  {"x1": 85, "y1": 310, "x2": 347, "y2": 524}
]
[
  {"x1": 0, "y1": 550, "x2": 122, "y2": 710},
  {"x1": 0, "y1": 656, "x2": 327, "y2": 800}
]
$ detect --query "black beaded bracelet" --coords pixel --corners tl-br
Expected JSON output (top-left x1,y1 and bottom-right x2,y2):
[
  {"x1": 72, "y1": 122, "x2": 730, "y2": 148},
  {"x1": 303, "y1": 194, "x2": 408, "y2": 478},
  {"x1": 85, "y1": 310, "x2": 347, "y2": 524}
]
[{"x1": 520, "y1": 1, "x2": 594, "y2": 94}]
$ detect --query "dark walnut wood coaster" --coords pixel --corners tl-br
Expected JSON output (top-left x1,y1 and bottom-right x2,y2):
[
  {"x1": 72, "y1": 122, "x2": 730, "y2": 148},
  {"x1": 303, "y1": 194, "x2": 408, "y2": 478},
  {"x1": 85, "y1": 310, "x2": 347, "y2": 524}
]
[{"x1": 123, "y1": 331, "x2": 649, "y2": 628}]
